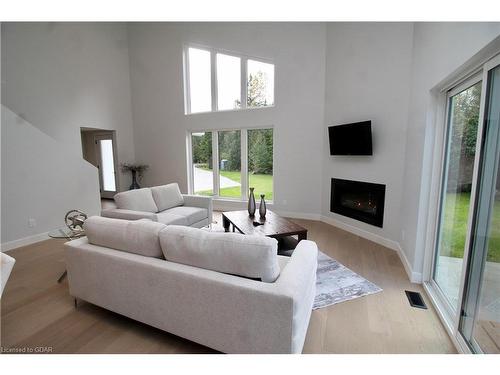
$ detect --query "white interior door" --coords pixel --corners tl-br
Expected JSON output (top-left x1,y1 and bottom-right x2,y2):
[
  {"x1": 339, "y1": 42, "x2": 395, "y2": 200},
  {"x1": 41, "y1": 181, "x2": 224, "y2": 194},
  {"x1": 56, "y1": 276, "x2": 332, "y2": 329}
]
[{"x1": 94, "y1": 134, "x2": 118, "y2": 199}]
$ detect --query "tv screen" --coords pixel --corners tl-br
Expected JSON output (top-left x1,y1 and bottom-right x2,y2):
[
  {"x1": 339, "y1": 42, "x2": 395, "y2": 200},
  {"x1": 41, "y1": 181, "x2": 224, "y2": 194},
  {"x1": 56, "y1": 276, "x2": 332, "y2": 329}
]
[{"x1": 328, "y1": 121, "x2": 372, "y2": 155}]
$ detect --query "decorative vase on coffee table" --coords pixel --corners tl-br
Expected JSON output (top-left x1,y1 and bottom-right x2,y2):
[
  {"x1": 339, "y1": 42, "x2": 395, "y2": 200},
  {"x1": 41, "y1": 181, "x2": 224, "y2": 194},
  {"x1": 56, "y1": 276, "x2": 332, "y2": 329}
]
[
  {"x1": 259, "y1": 194, "x2": 267, "y2": 219},
  {"x1": 248, "y1": 187, "x2": 256, "y2": 217}
]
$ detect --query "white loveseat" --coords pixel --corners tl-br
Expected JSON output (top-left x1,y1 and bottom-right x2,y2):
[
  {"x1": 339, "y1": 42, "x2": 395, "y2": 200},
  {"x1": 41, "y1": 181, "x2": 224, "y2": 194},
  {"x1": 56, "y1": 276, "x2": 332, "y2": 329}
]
[
  {"x1": 101, "y1": 183, "x2": 212, "y2": 228},
  {"x1": 65, "y1": 216, "x2": 318, "y2": 354}
]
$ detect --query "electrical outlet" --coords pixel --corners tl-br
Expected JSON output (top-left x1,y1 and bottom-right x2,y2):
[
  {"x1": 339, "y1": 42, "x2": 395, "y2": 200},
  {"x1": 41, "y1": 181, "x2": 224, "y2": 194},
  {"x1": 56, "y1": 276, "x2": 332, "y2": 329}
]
[
  {"x1": 282, "y1": 199, "x2": 287, "y2": 205},
  {"x1": 28, "y1": 218, "x2": 37, "y2": 228}
]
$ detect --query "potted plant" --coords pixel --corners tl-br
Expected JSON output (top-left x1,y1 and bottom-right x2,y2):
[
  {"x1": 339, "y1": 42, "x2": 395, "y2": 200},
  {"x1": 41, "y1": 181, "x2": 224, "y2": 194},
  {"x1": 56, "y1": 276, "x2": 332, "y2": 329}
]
[{"x1": 120, "y1": 163, "x2": 149, "y2": 190}]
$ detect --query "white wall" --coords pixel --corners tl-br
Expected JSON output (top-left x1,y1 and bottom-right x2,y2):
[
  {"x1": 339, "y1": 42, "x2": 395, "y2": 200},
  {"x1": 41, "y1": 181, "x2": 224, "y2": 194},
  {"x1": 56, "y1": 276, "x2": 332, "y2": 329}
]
[
  {"x1": 1, "y1": 106, "x2": 101, "y2": 247},
  {"x1": 1, "y1": 22, "x2": 137, "y2": 246},
  {"x1": 321, "y1": 23, "x2": 414, "y2": 245},
  {"x1": 127, "y1": 23, "x2": 326, "y2": 216},
  {"x1": 1, "y1": 22, "x2": 136, "y2": 191},
  {"x1": 400, "y1": 23, "x2": 500, "y2": 277}
]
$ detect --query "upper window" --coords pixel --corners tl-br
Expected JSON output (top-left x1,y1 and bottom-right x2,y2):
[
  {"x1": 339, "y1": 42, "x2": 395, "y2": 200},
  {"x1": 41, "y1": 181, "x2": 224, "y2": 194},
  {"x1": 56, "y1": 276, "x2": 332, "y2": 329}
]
[
  {"x1": 184, "y1": 46, "x2": 275, "y2": 114},
  {"x1": 216, "y1": 53, "x2": 241, "y2": 111},
  {"x1": 187, "y1": 47, "x2": 212, "y2": 114},
  {"x1": 247, "y1": 59, "x2": 274, "y2": 108}
]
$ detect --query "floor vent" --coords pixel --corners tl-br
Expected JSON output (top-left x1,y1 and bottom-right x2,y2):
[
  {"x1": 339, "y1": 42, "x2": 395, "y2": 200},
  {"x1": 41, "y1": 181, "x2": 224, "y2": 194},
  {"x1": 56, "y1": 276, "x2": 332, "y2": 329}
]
[{"x1": 405, "y1": 290, "x2": 427, "y2": 309}]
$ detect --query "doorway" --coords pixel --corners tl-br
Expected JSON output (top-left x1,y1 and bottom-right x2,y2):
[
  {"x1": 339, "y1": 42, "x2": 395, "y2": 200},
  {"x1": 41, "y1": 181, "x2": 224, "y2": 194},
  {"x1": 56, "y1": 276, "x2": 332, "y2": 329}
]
[{"x1": 80, "y1": 128, "x2": 119, "y2": 199}]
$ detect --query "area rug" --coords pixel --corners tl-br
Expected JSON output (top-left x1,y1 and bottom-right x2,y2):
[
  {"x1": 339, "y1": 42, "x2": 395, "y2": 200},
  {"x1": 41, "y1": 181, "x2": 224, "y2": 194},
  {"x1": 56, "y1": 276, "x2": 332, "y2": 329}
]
[{"x1": 314, "y1": 251, "x2": 382, "y2": 310}]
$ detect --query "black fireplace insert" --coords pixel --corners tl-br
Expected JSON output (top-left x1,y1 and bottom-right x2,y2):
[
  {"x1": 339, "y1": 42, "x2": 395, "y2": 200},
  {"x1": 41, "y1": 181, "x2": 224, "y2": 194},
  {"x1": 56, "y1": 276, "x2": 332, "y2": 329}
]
[{"x1": 330, "y1": 178, "x2": 386, "y2": 227}]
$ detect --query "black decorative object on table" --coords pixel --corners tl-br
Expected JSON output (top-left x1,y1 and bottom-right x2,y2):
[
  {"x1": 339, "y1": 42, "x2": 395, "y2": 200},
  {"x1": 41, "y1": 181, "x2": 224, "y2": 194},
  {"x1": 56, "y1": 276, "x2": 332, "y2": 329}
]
[
  {"x1": 259, "y1": 194, "x2": 267, "y2": 219},
  {"x1": 121, "y1": 163, "x2": 149, "y2": 190},
  {"x1": 248, "y1": 187, "x2": 256, "y2": 217}
]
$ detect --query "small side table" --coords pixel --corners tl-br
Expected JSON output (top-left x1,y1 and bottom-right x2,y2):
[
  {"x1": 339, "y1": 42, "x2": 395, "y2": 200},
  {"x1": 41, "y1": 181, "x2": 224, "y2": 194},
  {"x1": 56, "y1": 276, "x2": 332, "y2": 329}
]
[{"x1": 48, "y1": 228, "x2": 85, "y2": 283}]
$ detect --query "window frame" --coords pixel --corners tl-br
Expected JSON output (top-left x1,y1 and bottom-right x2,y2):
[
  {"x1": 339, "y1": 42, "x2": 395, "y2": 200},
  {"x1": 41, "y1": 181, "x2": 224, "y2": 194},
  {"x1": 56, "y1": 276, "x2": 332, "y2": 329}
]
[
  {"x1": 187, "y1": 126, "x2": 275, "y2": 203},
  {"x1": 183, "y1": 44, "x2": 275, "y2": 115}
]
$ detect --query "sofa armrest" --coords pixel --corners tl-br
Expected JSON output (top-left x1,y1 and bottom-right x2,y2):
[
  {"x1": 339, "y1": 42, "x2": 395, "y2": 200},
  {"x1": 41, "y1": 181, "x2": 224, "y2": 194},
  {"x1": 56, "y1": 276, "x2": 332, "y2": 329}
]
[
  {"x1": 182, "y1": 194, "x2": 213, "y2": 224},
  {"x1": 101, "y1": 208, "x2": 157, "y2": 221},
  {"x1": 275, "y1": 240, "x2": 318, "y2": 353},
  {"x1": 277, "y1": 240, "x2": 318, "y2": 291}
]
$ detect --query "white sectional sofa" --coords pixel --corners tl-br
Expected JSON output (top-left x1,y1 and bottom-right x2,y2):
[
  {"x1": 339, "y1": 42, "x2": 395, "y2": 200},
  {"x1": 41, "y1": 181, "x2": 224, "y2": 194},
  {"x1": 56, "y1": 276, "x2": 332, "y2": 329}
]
[
  {"x1": 101, "y1": 183, "x2": 212, "y2": 228},
  {"x1": 65, "y1": 216, "x2": 318, "y2": 354}
]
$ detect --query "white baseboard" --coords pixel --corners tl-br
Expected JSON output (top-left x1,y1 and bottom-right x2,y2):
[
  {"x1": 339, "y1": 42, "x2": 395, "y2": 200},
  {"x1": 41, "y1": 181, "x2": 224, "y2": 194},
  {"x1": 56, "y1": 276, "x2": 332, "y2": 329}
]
[
  {"x1": 275, "y1": 210, "x2": 322, "y2": 221},
  {"x1": 319, "y1": 214, "x2": 422, "y2": 284},
  {"x1": 1, "y1": 231, "x2": 50, "y2": 252},
  {"x1": 395, "y1": 243, "x2": 423, "y2": 283},
  {"x1": 320, "y1": 215, "x2": 400, "y2": 251}
]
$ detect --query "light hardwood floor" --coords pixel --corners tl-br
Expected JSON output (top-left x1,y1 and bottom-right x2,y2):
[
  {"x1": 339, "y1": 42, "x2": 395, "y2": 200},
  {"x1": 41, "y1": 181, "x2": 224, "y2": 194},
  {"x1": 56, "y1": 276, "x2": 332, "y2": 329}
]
[{"x1": 0, "y1": 213, "x2": 456, "y2": 353}]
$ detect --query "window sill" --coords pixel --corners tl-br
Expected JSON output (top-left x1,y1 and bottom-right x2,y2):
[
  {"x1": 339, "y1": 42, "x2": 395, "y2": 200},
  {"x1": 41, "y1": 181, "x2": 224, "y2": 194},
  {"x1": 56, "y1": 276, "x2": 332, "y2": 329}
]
[
  {"x1": 210, "y1": 197, "x2": 274, "y2": 204},
  {"x1": 185, "y1": 104, "x2": 275, "y2": 116}
]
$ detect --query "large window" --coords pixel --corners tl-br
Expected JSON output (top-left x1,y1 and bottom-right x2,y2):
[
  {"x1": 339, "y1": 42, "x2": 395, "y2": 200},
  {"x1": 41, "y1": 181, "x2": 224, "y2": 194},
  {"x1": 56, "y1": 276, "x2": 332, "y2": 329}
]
[
  {"x1": 248, "y1": 128, "x2": 273, "y2": 200},
  {"x1": 184, "y1": 46, "x2": 275, "y2": 114},
  {"x1": 218, "y1": 130, "x2": 242, "y2": 198},
  {"x1": 189, "y1": 128, "x2": 274, "y2": 201},
  {"x1": 190, "y1": 131, "x2": 213, "y2": 195}
]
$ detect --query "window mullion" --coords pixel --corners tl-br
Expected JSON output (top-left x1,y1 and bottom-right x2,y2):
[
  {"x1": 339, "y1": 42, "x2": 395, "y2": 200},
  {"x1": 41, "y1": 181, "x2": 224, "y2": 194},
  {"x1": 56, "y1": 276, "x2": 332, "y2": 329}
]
[
  {"x1": 184, "y1": 47, "x2": 191, "y2": 114},
  {"x1": 187, "y1": 133, "x2": 194, "y2": 194},
  {"x1": 241, "y1": 58, "x2": 247, "y2": 109},
  {"x1": 212, "y1": 131, "x2": 220, "y2": 197},
  {"x1": 211, "y1": 51, "x2": 217, "y2": 112},
  {"x1": 241, "y1": 129, "x2": 248, "y2": 199}
]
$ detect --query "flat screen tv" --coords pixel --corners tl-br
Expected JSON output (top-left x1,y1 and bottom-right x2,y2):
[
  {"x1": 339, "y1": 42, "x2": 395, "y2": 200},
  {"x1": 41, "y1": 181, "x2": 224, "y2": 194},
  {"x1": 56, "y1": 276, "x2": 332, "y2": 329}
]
[{"x1": 328, "y1": 120, "x2": 372, "y2": 155}]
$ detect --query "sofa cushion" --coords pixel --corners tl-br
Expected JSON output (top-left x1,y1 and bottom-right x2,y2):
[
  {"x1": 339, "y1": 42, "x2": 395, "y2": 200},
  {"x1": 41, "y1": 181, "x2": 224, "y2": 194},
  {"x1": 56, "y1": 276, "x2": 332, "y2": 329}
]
[
  {"x1": 151, "y1": 183, "x2": 184, "y2": 211},
  {"x1": 155, "y1": 212, "x2": 189, "y2": 226},
  {"x1": 159, "y1": 226, "x2": 280, "y2": 283},
  {"x1": 84, "y1": 216, "x2": 165, "y2": 258},
  {"x1": 163, "y1": 206, "x2": 208, "y2": 226},
  {"x1": 114, "y1": 188, "x2": 158, "y2": 213}
]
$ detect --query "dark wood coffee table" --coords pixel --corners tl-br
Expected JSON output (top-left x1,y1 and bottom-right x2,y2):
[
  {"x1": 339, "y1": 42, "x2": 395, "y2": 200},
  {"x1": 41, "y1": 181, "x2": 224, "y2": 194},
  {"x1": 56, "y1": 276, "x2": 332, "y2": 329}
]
[{"x1": 222, "y1": 210, "x2": 308, "y2": 243}]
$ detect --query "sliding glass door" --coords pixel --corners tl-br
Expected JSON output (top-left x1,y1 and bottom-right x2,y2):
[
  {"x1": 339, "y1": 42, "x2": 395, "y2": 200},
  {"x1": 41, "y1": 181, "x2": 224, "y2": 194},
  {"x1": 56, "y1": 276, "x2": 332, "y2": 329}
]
[
  {"x1": 429, "y1": 54, "x2": 500, "y2": 353},
  {"x1": 459, "y1": 62, "x2": 500, "y2": 353},
  {"x1": 433, "y1": 78, "x2": 482, "y2": 312}
]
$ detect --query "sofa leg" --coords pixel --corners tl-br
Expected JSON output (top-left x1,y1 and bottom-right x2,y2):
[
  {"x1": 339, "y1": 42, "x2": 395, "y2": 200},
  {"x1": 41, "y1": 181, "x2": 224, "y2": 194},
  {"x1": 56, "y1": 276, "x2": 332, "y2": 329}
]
[{"x1": 74, "y1": 298, "x2": 78, "y2": 308}]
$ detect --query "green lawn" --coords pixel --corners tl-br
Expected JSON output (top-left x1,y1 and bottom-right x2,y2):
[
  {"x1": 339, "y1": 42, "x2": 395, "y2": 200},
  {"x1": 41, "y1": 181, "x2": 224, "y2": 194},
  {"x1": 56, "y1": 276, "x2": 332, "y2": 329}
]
[
  {"x1": 440, "y1": 192, "x2": 500, "y2": 262},
  {"x1": 196, "y1": 170, "x2": 273, "y2": 201}
]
